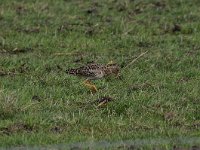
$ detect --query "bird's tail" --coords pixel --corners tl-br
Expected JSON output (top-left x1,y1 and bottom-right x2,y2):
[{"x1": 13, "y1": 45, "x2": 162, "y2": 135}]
[{"x1": 66, "y1": 69, "x2": 78, "y2": 75}]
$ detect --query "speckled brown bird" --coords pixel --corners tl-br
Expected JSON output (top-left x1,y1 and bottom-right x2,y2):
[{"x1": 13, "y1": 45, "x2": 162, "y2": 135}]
[{"x1": 66, "y1": 62, "x2": 120, "y2": 92}]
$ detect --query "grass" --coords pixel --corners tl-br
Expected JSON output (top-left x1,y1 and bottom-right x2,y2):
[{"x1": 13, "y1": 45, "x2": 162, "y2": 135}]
[{"x1": 0, "y1": 0, "x2": 200, "y2": 149}]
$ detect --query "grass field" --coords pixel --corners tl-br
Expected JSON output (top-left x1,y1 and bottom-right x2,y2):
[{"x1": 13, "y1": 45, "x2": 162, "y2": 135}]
[{"x1": 0, "y1": 0, "x2": 200, "y2": 149}]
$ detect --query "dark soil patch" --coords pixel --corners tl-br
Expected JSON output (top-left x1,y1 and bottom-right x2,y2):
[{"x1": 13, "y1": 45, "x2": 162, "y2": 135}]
[
  {"x1": 85, "y1": 7, "x2": 98, "y2": 15},
  {"x1": 172, "y1": 24, "x2": 182, "y2": 33},
  {"x1": 32, "y1": 95, "x2": 42, "y2": 102},
  {"x1": 176, "y1": 77, "x2": 190, "y2": 83},
  {"x1": 0, "y1": 44, "x2": 33, "y2": 54},
  {"x1": 16, "y1": 26, "x2": 40, "y2": 34},
  {"x1": 15, "y1": 5, "x2": 28, "y2": 15},
  {"x1": 128, "y1": 83, "x2": 152, "y2": 92},
  {"x1": 95, "y1": 96, "x2": 113, "y2": 107},
  {"x1": 163, "y1": 23, "x2": 182, "y2": 34},
  {"x1": 152, "y1": 1, "x2": 166, "y2": 9},
  {"x1": 173, "y1": 145, "x2": 200, "y2": 150},
  {"x1": 164, "y1": 111, "x2": 176, "y2": 121},
  {"x1": 50, "y1": 125, "x2": 65, "y2": 134},
  {"x1": 0, "y1": 64, "x2": 30, "y2": 77},
  {"x1": 85, "y1": 27, "x2": 96, "y2": 36},
  {"x1": 0, "y1": 123, "x2": 36, "y2": 135}
]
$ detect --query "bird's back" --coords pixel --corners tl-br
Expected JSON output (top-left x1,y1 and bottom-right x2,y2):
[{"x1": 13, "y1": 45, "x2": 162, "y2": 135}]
[{"x1": 67, "y1": 63, "x2": 119, "y2": 79}]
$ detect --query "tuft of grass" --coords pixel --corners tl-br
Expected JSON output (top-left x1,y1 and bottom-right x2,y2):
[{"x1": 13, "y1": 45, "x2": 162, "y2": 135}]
[{"x1": 0, "y1": 91, "x2": 19, "y2": 120}]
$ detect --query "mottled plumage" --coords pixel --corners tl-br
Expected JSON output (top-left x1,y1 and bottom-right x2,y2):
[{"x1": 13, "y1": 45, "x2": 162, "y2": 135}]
[{"x1": 66, "y1": 62, "x2": 120, "y2": 80}]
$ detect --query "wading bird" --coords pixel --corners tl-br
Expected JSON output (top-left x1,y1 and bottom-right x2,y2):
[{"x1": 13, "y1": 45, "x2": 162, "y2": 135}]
[{"x1": 66, "y1": 62, "x2": 120, "y2": 93}]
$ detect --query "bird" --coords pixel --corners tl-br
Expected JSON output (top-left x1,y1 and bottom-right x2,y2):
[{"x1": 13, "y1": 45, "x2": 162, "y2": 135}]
[{"x1": 66, "y1": 62, "x2": 120, "y2": 93}]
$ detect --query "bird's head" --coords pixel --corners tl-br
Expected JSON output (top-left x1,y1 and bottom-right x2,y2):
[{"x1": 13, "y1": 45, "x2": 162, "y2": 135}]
[{"x1": 106, "y1": 63, "x2": 120, "y2": 74}]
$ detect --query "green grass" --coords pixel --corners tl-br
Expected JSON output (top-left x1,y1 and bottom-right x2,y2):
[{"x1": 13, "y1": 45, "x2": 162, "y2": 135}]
[{"x1": 0, "y1": 0, "x2": 200, "y2": 148}]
